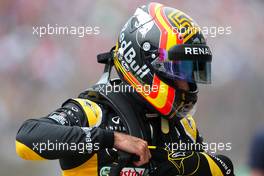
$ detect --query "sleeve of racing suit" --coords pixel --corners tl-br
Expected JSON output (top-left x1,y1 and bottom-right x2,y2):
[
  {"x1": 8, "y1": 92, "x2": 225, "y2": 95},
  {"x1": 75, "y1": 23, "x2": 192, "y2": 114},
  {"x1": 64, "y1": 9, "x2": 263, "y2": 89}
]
[{"x1": 15, "y1": 98, "x2": 114, "y2": 160}]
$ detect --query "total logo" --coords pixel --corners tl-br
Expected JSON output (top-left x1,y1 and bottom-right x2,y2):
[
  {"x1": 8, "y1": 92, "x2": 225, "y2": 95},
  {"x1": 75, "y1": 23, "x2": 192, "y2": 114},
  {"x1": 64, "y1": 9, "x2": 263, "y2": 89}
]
[{"x1": 100, "y1": 166, "x2": 147, "y2": 176}]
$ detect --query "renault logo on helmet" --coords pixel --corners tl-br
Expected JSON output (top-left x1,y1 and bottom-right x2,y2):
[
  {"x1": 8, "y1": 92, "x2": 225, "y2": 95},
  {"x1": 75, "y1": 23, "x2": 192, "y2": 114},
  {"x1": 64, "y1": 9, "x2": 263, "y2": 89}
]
[{"x1": 184, "y1": 47, "x2": 212, "y2": 55}]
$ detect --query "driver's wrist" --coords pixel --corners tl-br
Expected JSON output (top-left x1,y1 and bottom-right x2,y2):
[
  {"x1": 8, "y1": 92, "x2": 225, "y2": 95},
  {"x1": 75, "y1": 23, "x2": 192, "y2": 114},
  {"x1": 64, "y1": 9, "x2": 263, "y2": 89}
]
[
  {"x1": 100, "y1": 129, "x2": 115, "y2": 149},
  {"x1": 113, "y1": 132, "x2": 122, "y2": 149}
]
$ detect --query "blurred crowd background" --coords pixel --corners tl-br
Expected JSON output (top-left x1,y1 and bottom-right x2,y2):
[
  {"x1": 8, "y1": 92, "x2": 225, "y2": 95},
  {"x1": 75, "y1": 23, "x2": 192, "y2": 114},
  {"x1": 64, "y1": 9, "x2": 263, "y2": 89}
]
[{"x1": 0, "y1": 0, "x2": 263, "y2": 175}]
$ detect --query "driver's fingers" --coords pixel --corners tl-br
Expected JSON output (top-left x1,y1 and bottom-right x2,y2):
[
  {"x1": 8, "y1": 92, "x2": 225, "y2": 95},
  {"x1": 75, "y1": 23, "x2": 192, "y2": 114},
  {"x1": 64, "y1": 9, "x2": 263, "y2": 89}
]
[
  {"x1": 134, "y1": 141, "x2": 151, "y2": 166},
  {"x1": 134, "y1": 153, "x2": 147, "y2": 166},
  {"x1": 147, "y1": 146, "x2": 152, "y2": 158}
]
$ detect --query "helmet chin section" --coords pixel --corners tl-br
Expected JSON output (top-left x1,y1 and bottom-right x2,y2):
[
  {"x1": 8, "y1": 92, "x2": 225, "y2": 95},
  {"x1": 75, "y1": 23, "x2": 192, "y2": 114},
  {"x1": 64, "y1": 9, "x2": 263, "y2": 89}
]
[
  {"x1": 166, "y1": 88, "x2": 198, "y2": 120},
  {"x1": 188, "y1": 82, "x2": 198, "y2": 93}
]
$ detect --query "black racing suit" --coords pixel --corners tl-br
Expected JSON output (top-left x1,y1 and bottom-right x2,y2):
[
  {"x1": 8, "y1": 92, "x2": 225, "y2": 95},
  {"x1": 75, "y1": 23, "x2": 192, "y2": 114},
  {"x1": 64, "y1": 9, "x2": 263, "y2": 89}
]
[{"x1": 16, "y1": 93, "x2": 234, "y2": 176}]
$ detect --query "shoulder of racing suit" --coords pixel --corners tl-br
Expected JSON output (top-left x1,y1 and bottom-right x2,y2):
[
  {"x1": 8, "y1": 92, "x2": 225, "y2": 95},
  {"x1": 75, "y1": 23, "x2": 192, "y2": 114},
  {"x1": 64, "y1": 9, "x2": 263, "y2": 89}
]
[{"x1": 63, "y1": 98, "x2": 103, "y2": 127}]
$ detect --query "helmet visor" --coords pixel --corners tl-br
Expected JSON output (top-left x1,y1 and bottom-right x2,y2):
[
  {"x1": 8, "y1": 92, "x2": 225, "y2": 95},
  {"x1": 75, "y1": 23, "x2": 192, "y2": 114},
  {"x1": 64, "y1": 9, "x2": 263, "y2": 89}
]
[{"x1": 150, "y1": 44, "x2": 212, "y2": 84}]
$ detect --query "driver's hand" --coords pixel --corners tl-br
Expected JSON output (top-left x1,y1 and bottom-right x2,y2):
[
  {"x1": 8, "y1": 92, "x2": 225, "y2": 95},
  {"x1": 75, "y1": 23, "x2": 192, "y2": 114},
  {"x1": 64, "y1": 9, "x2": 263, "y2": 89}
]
[{"x1": 113, "y1": 132, "x2": 151, "y2": 166}]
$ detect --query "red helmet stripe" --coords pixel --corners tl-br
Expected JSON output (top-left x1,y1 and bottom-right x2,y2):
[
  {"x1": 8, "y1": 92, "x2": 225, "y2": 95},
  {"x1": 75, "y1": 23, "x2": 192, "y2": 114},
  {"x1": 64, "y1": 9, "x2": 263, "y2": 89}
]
[{"x1": 149, "y1": 3, "x2": 167, "y2": 49}]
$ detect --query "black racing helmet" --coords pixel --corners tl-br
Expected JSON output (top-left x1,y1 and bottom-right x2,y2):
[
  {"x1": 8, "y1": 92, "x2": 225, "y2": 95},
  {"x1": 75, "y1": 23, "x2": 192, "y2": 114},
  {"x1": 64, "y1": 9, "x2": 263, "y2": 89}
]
[{"x1": 113, "y1": 2, "x2": 212, "y2": 119}]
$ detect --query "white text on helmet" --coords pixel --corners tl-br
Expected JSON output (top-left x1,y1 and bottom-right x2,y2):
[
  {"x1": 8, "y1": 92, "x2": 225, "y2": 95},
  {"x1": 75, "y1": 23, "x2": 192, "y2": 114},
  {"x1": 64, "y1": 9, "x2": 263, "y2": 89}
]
[
  {"x1": 118, "y1": 33, "x2": 150, "y2": 79},
  {"x1": 185, "y1": 47, "x2": 212, "y2": 55}
]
